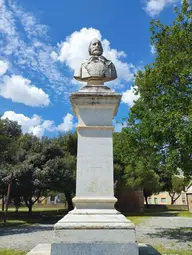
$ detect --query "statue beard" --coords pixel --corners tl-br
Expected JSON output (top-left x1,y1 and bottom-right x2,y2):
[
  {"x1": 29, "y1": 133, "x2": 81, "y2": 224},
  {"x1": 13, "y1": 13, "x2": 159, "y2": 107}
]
[
  {"x1": 87, "y1": 55, "x2": 106, "y2": 64},
  {"x1": 90, "y1": 47, "x2": 103, "y2": 56}
]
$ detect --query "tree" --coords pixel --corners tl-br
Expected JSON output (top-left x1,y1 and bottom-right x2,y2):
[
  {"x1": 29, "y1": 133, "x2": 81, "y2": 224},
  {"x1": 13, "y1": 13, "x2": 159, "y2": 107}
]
[
  {"x1": 43, "y1": 154, "x2": 76, "y2": 210},
  {"x1": 54, "y1": 133, "x2": 77, "y2": 210},
  {"x1": 167, "y1": 175, "x2": 188, "y2": 204},
  {"x1": 13, "y1": 134, "x2": 66, "y2": 213},
  {"x1": 0, "y1": 118, "x2": 22, "y2": 215},
  {"x1": 126, "y1": 0, "x2": 192, "y2": 183},
  {"x1": 113, "y1": 131, "x2": 161, "y2": 207}
]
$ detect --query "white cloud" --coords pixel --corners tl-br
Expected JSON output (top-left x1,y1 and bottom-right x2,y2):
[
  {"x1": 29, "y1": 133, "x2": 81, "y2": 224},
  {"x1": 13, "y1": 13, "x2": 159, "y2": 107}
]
[
  {"x1": 0, "y1": 0, "x2": 4, "y2": 7},
  {"x1": 1, "y1": 111, "x2": 74, "y2": 137},
  {"x1": 2, "y1": 111, "x2": 42, "y2": 135},
  {"x1": 0, "y1": 60, "x2": 8, "y2": 76},
  {"x1": 54, "y1": 28, "x2": 101, "y2": 70},
  {"x1": 52, "y1": 27, "x2": 137, "y2": 85},
  {"x1": 150, "y1": 44, "x2": 156, "y2": 54},
  {"x1": 0, "y1": 75, "x2": 50, "y2": 107},
  {"x1": 0, "y1": 0, "x2": 67, "y2": 97},
  {"x1": 57, "y1": 113, "x2": 74, "y2": 132},
  {"x1": 122, "y1": 86, "x2": 140, "y2": 107},
  {"x1": 144, "y1": 0, "x2": 180, "y2": 16}
]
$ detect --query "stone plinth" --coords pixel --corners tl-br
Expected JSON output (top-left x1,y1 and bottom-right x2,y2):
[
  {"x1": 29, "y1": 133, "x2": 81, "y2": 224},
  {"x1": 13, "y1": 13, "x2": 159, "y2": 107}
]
[
  {"x1": 28, "y1": 243, "x2": 150, "y2": 255},
  {"x1": 27, "y1": 85, "x2": 139, "y2": 255},
  {"x1": 50, "y1": 85, "x2": 138, "y2": 255}
]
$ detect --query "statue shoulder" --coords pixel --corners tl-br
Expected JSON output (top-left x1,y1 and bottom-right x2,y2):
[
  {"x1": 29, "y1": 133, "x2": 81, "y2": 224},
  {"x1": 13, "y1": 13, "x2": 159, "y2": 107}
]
[
  {"x1": 105, "y1": 61, "x2": 117, "y2": 79},
  {"x1": 74, "y1": 59, "x2": 89, "y2": 78}
]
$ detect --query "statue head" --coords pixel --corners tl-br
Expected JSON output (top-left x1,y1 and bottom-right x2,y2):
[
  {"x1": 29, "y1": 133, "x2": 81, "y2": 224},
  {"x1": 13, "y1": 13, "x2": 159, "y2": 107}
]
[{"x1": 88, "y1": 38, "x2": 103, "y2": 56}]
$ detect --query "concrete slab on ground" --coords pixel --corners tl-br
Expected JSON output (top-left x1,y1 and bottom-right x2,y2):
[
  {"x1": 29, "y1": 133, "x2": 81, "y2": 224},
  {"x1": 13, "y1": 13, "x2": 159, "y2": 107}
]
[{"x1": 27, "y1": 243, "x2": 163, "y2": 255}]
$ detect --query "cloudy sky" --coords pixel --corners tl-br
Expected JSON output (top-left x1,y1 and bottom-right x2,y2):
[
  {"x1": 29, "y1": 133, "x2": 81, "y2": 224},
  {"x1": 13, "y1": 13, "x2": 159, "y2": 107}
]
[{"x1": 0, "y1": 0, "x2": 182, "y2": 137}]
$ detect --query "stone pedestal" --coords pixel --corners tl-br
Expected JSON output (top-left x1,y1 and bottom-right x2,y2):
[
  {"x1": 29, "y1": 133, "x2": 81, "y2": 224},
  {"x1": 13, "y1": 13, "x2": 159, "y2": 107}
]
[
  {"x1": 50, "y1": 84, "x2": 138, "y2": 255},
  {"x1": 27, "y1": 84, "x2": 139, "y2": 255}
]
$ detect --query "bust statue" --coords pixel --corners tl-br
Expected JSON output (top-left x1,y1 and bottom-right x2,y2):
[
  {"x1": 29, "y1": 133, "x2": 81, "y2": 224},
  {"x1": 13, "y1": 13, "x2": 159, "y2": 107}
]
[{"x1": 74, "y1": 38, "x2": 117, "y2": 83}]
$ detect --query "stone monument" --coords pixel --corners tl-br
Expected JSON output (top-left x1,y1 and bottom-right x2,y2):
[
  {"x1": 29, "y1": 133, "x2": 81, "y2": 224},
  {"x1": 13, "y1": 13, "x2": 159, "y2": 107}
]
[
  {"x1": 74, "y1": 38, "x2": 117, "y2": 83},
  {"x1": 27, "y1": 39, "x2": 139, "y2": 255}
]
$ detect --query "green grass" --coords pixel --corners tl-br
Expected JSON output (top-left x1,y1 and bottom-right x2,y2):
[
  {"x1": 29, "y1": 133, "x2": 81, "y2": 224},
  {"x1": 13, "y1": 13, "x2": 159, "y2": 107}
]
[
  {"x1": 125, "y1": 206, "x2": 192, "y2": 224},
  {"x1": 154, "y1": 245, "x2": 192, "y2": 255},
  {"x1": 0, "y1": 249, "x2": 26, "y2": 255},
  {"x1": 177, "y1": 211, "x2": 192, "y2": 217},
  {"x1": 127, "y1": 215, "x2": 150, "y2": 225},
  {"x1": 0, "y1": 204, "x2": 191, "y2": 229},
  {"x1": 7, "y1": 204, "x2": 65, "y2": 212},
  {"x1": 0, "y1": 204, "x2": 68, "y2": 228}
]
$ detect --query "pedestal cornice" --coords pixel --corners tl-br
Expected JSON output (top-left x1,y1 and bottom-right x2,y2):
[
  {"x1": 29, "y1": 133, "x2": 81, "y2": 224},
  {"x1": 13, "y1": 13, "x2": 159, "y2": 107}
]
[{"x1": 70, "y1": 85, "x2": 122, "y2": 118}]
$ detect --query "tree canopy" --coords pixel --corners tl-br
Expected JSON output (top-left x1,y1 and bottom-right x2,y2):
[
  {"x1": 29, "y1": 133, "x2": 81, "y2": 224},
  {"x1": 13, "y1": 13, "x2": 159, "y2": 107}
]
[
  {"x1": 126, "y1": 0, "x2": 192, "y2": 177},
  {"x1": 113, "y1": 1, "x2": 192, "y2": 204}
]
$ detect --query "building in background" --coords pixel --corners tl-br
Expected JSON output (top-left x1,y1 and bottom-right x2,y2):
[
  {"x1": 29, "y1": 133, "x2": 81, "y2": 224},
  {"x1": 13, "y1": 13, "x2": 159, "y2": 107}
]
[{"x1": 148, "y1": 191, "x2": 187, "y2": 205}]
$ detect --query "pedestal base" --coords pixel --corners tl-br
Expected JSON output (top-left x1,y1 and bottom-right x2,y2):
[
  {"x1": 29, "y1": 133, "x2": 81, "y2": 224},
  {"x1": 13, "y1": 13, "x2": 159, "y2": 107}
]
[
  {"x1": 27, "y1": 244, "x2": 50, "y2": 255},
  {"x1": 51, "y1": 242, "x2": 138, "y2": 255},
  {"x1": 27, "y1": 243, "x2": 138, "y2": 255},
  {"x1": 49, "y1": 208, "x2": 138, "y2": 255}
]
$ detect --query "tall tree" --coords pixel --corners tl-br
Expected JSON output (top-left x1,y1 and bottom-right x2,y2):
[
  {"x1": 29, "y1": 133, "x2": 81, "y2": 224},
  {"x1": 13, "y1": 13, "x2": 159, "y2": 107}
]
[
  {"x1": 126, "y1": 0, "x2": 192, "y2": 180},
  {"x1": 0, "y1": 118, "x2": 22, "y2": 213},
  {"x1": 113, "y1": 131, "x2": 161, "y2": 207},
  {"x1": 54, "y1": 133, "x2": 77, "y2": 210},
  {"x1": 167, "y1": 175, "x2": 188, "y2": 204},
  {"x1": 13, "y1": 134, "x2": 66, "y2": 213}
]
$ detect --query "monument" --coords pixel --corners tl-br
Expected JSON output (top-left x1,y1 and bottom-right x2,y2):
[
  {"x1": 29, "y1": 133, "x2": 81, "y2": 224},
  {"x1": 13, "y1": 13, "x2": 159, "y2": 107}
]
[
  {"x1": 74, "y1": 38, "x2": 117, "y2": 82},
  {"x1": 27, "y1": 39, "x2": 138, "y2": 255}
]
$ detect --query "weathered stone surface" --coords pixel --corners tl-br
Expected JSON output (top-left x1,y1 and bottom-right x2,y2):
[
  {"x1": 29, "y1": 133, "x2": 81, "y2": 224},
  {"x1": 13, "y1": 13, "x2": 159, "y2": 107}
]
[
  {"x1": 29, "y1": 243, "x2": 162, "y2": 255},
  {"x1": 51, "y1": 243, "x2": 138, "y2": 255},
  {"x1": 69, "y1": 87, "x2": 121, "y2": 212},
  {"x1": 27, "y1": 244, "x2": 51, "y2": 255},
  {"x1": 50, "y1": 86, "x2": 138, "y2": 255},
  {"x1": 54, "y1": 208, "x2": 135, "y2": 229},
  {"x1": 74, "y1": 39, "x2": 117, "y2": 83}
]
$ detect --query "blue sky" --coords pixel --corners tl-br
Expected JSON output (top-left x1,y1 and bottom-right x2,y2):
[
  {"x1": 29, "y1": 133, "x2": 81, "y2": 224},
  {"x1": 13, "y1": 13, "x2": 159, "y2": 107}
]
[{"x1": 0, "y1": 0, "x2": 181, "y2": 137}]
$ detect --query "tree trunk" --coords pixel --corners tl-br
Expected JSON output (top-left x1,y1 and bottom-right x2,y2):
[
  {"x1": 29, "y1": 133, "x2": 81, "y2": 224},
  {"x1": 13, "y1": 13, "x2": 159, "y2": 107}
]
[
  {"x1": 144, "y1": 195, "x2": 149, "y2": 208},
  {"x1": 24, "y1": 191, "x2": 41, "y2": 214},
  {"x1": 169, "y1": 193, "x2": 181, "y2": 205},
  {"x1": 4, "y1": 178, "x2": 13, "y2": 223},
  {"x1": 2, "y1": 194, "x2": 4, "y2": 212},
  {"x1": 24, "y1": 197, "x2": 33, "y2": 214},
  {"x1": 28, "y1": 204, "x2": 32, "y2": 214},
  {"x1": 143, "y1": 188, "x2": 151, "y2": 209},
  {"x1": 169, "y1": 193, "x2": 175, "y2": 205},
  {"x1": 64, "y1": 191, "x2": 74, "y2": 211}
]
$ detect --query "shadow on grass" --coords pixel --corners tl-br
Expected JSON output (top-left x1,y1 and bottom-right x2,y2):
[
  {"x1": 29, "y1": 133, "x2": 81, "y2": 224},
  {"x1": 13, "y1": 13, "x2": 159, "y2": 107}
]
[
  {"x1": 0, "y1": 209, "x2": 68, "y2": 236},
  {"x1": 147, "y1": 227, "x2": 192, "y2": 243},
  {"x1": 139, "y1": 244, "x2": 162, "y2": 255},
  {"x1": 0, "y1": 224, "x2": 54, "y2": 236},
  {"x1": 123, "y1": 210, "x2": 181, "y2": 218}
]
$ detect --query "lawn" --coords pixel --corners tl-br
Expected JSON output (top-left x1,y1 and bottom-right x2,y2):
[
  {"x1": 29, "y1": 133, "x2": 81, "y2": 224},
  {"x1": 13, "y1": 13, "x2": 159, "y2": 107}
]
[
  {"x1": 124, "y1": 205, "x2": 192, "y2": 225},
  {"x1": 1, "y1": 204, "x2": 192, "y2": 228},
  {"x1": 7, "y1": 203, "x2": 65, "y2": 212},
  {"x1": 154, "y1": 245, "x2": 192, "y2": 255},
  {"x1": 178, "y1": 211, "x2": 192, "y2": 217},
  {"x1": 127, "y1": 215, "x2": 150, "y2": 225},
  {"x1": 0, "y1": 204, "x2": 67, "y2": 228},
  {"x1": 0, "y1": 249, "x2": 26, "y2": 255}
]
